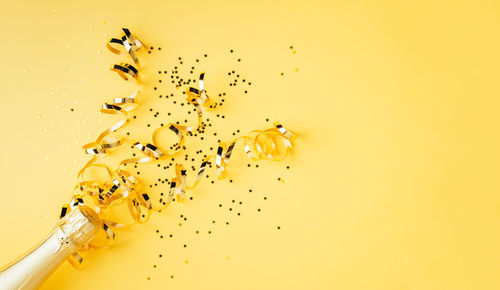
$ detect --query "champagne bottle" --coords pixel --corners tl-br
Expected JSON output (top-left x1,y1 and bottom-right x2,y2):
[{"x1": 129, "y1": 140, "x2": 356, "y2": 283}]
[{"x1": 0, "y1": 206, "x2": 101, "y2": 289}]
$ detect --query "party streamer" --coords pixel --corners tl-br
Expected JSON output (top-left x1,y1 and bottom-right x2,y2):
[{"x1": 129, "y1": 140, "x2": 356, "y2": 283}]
[{"x1": 63, "y1": 28, "x2": 295, "y2": 267}]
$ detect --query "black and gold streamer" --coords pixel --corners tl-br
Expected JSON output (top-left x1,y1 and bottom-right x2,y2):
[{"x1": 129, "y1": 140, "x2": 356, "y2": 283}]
[{"x1": 61, "y1": 28, "x2": 294, "y2": 268}]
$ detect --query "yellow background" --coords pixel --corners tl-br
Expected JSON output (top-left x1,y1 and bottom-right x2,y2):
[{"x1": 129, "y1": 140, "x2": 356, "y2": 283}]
[{"x1": 1, "y1": 0, "x2": 500, "y2": 289}]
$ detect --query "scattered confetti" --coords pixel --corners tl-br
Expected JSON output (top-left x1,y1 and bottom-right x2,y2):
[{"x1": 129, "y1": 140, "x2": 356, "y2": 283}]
[{"x1": 54, "y1": 28, "x2": 296, "y2": 272}]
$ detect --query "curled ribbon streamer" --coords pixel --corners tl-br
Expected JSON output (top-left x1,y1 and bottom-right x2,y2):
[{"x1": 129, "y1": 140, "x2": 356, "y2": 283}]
[
  {"x1": 61, "y1": 28, "x2": 295, "y2": 268},
  {"x1": 106, "y1": 28, "x2": 144, "y2": 66},
  {"x1": 108, "y1": 28, "x2": 144, "y2": 81},
  {"x1": 62, "y1": 29, "x2": 147, "y2": 266}
]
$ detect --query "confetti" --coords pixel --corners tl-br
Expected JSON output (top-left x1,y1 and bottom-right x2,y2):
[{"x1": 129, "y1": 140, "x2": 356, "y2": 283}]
[{"x1": 61, "y1": 28, "x2": 295, "y2": 268}]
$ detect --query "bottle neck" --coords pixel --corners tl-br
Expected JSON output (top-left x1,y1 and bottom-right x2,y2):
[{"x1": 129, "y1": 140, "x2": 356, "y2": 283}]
[{"x1": 0, "y1": 206, "x2": 100, "y2": 289}]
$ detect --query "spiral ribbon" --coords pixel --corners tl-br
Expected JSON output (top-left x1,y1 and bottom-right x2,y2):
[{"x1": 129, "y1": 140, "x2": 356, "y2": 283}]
[{"x1": 61, "y1": 28, "x2": 295, "y2": 268}]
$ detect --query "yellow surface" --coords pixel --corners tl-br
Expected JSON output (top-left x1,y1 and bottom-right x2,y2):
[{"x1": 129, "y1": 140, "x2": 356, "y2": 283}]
[{"x1": 1, "y1": 0, "x2": 500, "y2": 289}]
